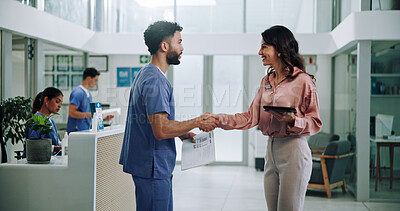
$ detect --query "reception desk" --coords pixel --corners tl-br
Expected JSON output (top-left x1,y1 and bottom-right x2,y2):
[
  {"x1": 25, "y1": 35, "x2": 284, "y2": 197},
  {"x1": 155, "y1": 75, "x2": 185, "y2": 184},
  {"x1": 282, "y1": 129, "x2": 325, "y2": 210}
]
[{"x1": 0, "y1": 125, "x2": 135, "y2": 211}]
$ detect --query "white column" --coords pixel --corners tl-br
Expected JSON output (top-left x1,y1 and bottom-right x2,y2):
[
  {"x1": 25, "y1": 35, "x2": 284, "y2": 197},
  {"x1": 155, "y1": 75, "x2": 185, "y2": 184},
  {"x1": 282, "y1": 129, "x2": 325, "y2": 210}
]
[
  {"x1": 356, "y1": 40, "x2": 371, "y2": 201},
  {"x1": 25, "y1": 38, "x2": 34, "y2": 98},
  {"x1": 1, "y1": 30, "x2": 12, "y2": 99},
  {"x1": 203, "y1": 56, "x2": 213, "y2": 113},
  {"x1": 34, "y1": 39, "x2": 44, "y2": 93}
]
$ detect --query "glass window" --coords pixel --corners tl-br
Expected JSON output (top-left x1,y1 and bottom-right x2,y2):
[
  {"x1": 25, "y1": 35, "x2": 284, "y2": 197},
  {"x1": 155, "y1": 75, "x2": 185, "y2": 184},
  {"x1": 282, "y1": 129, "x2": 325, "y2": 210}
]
[
  {"x1": 371, "y1": 0, "x2": 400, "y2": 11},
  {"x1": 176, "y1": 0, "x2": 243, "y2": 33},
  {"x1": 173, "y1": 55, "x2": 204, "y2": 160},
  {"x1": 246, "y1": 0, "x2": 316, "y2": 33},
  {"x1": 213, "y1": 55, "x2": 243, "y2": 162},
  {"x1": 340, "y1": 0, "x2": 359, "y2": 22},
  {"x1": 15, "y1": 0, "x2": 36, "y2": 7},
  {"x1": 44, "y1": 0, "x2": 89, "y2": 28},
  {"x1": 110, "y1": 0, "x2": 174, "y2": 33}
]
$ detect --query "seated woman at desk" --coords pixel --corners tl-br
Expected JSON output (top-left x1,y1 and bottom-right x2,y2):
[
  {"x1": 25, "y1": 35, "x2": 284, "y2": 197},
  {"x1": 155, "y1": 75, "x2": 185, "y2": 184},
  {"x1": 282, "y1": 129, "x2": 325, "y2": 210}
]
[{"x1": 24, "y1": 87, "x2": 64, "y2": 156}]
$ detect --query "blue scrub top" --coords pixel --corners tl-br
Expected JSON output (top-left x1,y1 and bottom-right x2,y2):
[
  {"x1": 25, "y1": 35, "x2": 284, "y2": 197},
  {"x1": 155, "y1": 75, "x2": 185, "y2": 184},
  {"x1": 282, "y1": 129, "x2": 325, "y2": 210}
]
[
  {"x1": 67, "y1": 86, "x2": 92, "y2": 132},
  {"x1": 25, "y1": 112, "x2": 60, "y2": 145},
  {"x1": 119, "y1": 63, "x2": 176, "y2": 179}
]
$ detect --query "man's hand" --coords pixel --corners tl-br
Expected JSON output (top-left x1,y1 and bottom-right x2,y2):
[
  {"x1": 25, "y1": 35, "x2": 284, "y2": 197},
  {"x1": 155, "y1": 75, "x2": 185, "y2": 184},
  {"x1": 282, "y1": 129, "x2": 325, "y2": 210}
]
[
  {"x1": 103, "y1": 115, "x2": 114, "y2": 121},
  {"x1": 179, "y1": 132, "x2": 196, "y2": 143},
  {"x1": 197, "y1": 112, "x2": 219, "y2": 132}
]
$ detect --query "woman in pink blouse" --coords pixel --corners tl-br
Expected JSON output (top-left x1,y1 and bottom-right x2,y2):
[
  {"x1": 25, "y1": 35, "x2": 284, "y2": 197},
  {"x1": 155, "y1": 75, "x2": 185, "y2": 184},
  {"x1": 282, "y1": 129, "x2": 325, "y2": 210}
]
[{"x1": 214, "y1": 25, "x2": 322, "y2": 211}]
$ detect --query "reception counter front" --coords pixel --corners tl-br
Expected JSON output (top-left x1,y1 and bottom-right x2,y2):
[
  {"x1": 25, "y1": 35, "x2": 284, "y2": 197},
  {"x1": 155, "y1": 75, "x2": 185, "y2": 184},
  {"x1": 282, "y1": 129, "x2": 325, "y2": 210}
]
[{"x1": 0, "y1": 125, "x2": 135, "y2": 211}]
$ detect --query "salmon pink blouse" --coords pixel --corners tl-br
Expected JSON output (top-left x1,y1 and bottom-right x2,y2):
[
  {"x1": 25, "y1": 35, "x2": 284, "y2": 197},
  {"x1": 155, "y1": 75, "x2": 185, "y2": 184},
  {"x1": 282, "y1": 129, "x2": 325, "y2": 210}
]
[{"x1": 217, "y1": 67, "x2": 322, "y2": 137}]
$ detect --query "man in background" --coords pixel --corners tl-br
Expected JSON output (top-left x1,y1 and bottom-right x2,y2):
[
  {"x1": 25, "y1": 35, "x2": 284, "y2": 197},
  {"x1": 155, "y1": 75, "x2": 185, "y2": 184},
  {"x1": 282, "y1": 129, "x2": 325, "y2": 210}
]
[{"x1": 67, "y1": 67, "x2": 112, "y2": 133}]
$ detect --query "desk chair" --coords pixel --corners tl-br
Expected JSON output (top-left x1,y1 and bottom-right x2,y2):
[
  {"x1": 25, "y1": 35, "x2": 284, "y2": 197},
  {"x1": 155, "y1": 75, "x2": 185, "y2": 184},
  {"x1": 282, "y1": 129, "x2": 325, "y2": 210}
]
[{"x1": 308, "y1": 140, "x2": 354, "y2": 198}]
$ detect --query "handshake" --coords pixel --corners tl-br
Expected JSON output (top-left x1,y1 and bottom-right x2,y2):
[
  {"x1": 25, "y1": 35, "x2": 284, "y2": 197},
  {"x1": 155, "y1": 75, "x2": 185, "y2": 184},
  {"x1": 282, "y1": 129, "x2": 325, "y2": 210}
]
[{"x1": 196, "y1": 112, "x2": 219, "y2": 132}]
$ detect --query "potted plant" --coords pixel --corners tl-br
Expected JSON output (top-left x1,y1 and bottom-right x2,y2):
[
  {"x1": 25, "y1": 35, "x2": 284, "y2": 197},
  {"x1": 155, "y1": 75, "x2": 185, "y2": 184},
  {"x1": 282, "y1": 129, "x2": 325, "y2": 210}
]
[
  {"x1": 1, "y1": 96, "x2": 32, "y2": 163},
  {"x1": 25, "y1": 113, "x2": 56, "y2": 164}
]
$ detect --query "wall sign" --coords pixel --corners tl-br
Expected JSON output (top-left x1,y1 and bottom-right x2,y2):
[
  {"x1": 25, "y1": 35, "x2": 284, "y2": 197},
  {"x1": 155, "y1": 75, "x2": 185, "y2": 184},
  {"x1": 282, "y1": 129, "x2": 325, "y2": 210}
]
[
  {"x1": 140, "y1": 55, "x2": 151, "y2": 64},
  {"x1": 117, "y1": 67, "x2": 131, "y2": 87},
  {"x1": 117, "y1": 67, "x2": 142, "y2": 87}
]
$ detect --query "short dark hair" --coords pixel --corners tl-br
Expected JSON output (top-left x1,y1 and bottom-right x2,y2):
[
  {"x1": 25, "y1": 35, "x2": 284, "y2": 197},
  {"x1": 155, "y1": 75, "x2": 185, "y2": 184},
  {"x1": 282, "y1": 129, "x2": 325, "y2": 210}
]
[
  {"x1": 144, "y1": 21, "x2": 183, "y2": 55},
  {"x1": 83, "y1": 67, "x2": 100, "y2": 80}
]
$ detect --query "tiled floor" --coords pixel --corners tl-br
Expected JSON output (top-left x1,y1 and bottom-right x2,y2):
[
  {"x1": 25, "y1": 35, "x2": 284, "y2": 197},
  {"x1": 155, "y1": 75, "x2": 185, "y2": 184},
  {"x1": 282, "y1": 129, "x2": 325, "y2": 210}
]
[{"x1": 172, "y1": 165, "x2": 400, "y2": 211}]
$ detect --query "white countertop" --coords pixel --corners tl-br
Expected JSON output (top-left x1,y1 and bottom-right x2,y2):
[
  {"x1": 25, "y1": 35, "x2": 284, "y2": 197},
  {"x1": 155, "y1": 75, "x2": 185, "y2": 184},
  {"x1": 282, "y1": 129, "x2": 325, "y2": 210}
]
[
  {"x1": 70, "y1": 124, "x2": 125, "y2": 138},
  {"x1": 0, "y1": 156, "x2": 68, "y2": 167}
]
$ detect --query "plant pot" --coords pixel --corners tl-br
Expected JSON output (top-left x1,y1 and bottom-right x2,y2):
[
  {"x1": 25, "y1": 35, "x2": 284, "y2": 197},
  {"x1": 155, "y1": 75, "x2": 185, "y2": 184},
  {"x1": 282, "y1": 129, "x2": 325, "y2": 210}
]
[{"x1": 26, "y1": 138, "x2": 52, "y2": 164}]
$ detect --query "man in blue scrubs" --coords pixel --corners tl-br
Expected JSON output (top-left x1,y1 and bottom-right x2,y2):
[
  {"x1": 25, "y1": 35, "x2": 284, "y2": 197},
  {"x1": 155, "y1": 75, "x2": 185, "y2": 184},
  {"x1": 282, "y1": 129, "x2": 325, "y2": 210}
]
[
  {"x1": 119, "y1": 21, "x2": 218, "y2": 211},
  {"x1": 67, "y1": 68, "x2": 104, "y2": 133}
]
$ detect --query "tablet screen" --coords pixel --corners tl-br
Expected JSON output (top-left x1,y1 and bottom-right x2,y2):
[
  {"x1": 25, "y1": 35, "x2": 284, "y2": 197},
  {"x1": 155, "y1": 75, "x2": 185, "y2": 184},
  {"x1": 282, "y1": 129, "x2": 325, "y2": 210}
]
[{"x1": 263, "y1": 106, "x2": 296, "y2": 113}]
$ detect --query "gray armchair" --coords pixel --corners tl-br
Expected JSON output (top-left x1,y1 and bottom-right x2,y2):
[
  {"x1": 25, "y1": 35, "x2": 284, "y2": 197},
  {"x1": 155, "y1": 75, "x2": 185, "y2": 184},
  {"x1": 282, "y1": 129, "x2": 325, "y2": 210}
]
[
  {"x1": 307, "y1": 140, "x2": 354, "y2": 198},
  {"x1": 308, "y1": 132, "x2": 340, "y2": 148}
]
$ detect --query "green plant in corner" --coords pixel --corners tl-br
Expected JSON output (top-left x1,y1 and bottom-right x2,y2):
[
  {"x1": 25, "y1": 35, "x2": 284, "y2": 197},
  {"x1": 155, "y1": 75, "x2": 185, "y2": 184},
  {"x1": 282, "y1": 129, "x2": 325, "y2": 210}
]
[{"x1": 1, "y1": 96, "x2": 32, "y2": 163}]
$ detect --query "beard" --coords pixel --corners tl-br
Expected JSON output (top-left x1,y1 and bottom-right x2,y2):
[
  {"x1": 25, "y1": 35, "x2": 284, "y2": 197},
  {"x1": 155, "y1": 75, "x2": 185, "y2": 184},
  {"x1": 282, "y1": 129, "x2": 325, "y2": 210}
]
[{"x1": 167, "y1": 50, "x2": 181, "y2": 65}]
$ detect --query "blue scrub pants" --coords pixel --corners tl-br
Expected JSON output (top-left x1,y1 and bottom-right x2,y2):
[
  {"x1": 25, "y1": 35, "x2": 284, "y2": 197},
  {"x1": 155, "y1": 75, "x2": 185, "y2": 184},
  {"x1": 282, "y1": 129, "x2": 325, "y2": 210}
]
[{"x1": 132, "y1": 175, "x2": 173, "y2": 211}]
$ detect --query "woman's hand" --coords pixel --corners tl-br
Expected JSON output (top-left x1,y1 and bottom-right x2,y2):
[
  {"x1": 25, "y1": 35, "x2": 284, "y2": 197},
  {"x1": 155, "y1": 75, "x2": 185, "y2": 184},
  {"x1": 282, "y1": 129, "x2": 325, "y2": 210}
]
[{"x1": 269, "y1": 110, "x2": 296, "y2": 124}]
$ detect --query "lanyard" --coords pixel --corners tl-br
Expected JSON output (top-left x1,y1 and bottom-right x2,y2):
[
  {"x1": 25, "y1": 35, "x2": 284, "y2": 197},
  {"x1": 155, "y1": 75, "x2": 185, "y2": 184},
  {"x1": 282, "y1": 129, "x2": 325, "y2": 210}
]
[{"x1": 265, "y1": 69, "x2": 273, "y2": 90}]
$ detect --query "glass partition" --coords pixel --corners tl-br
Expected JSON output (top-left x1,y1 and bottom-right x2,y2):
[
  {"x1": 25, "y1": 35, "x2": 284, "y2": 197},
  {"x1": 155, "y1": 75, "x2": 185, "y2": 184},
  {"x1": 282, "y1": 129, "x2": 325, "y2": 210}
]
[
  {"x1": 332, "y1": 49, "x2": 358, "y2": 194},
  {"x1": 213, "y1": 55, "x2": 243, "y2": 162},
  {"x1": 370, "y1": 40, "x2": 400, "y2": 200},
  {"x1": 173, "y1": 55, "x2": 204, "y2": 161}
]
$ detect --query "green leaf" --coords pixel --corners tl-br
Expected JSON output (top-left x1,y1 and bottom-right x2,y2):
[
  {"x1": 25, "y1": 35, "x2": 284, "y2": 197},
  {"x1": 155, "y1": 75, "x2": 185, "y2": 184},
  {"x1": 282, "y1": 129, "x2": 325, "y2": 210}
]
[
  {"x1": 1, "y1": 96, "x2": 32, "y2": 145},
  {"x1": 26, "y1": 113, "x2": 54, "y2": 137}
]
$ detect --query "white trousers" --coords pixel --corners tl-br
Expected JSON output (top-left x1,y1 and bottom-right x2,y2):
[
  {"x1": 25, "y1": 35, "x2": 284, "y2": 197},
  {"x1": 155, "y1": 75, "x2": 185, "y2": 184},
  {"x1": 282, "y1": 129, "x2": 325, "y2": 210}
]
[{"x1": 264, "y1": 136, "x2": 312, "y2": 211}]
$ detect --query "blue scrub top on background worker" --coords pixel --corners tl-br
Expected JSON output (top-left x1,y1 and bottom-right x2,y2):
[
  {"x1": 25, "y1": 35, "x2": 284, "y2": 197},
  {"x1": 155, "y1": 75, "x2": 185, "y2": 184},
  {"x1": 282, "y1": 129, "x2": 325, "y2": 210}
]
[
  {"x1": 66, "y1": 85, "x2": 92, "y2": 132},
  {"x1": 67, "y1": 68, "x2": 99, "y2": 133}
]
